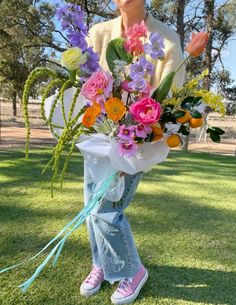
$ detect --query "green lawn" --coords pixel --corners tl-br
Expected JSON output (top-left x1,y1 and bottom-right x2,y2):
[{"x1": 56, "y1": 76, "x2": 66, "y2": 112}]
[{"x1": 0, "y1": 147, "x2": 236, "y2": 305}]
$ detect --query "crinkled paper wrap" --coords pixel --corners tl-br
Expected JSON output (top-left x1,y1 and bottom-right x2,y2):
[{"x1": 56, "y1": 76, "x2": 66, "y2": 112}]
[{"x1": 44, "y1": 87, "x2": 170, "y2": 201}]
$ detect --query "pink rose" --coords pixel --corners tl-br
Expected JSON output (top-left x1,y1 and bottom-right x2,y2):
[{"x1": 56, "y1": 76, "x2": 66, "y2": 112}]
[
  {"x1": 124, "y1": 38, "x2": 144, "y2": 56},
  {"x1": 81, "y1": 70, "x2": 113, "y2": 103},
  {"x1": 129, "y1": 98, "x2": 161, "y2": 125},
  {"x1": 126, "y1": 21, "x2": 148, "y2": 39}
]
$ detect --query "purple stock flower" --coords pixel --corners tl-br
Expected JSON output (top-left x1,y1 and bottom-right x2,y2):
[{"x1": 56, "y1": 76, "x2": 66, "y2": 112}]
[
  {"x1": 118, "y1": 141, "x2": 138, "y2": 157},
  {"x1": 118, "y1": 125, "x2": 135, "y2": 140},
  {"x1": 144, "y1": 32, "x2": 165, "y2": 60},
  {"x1": 57, "y1": 4, "x2": 100, "y2": 76},
  {"x1": 135, "y1": 124, "x2": 152, "y2": 138},
  {"x1": 130, "y1": 56, "x2": 154, "y2": 80},
  {"x1": 80, "y1": 47, "x2": 100, "y2": 78},
  {"x1": 128, "y1": 77, "x2": 148, "y2": 92},
  {"x1": 56, "y1": 4, "x2": 88, "y2": 49}
]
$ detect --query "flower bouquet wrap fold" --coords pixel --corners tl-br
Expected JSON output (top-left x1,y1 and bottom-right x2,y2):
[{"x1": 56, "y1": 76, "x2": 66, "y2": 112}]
[{"x1": 0, "y1": 4, "x2": 226, "y2": 292}]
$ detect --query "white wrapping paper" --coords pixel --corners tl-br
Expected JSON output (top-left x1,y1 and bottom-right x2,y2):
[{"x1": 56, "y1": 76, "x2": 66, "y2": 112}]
[{"x1": 44, "y1": 87, "x2": 170, "y2": 201}]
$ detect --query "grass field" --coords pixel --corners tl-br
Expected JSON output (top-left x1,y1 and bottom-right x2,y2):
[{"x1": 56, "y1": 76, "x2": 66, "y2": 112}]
[{"x1": 0, "y1": 148, "x2": 236, "y2": 305}]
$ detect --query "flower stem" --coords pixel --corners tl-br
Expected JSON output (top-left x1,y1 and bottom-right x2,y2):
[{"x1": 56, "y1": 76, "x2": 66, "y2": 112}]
[{"x1": 175, "y1": 55, "x2": 190, "y2": 75}]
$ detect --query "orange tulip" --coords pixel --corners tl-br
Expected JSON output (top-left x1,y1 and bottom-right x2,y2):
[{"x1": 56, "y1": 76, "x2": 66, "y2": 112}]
[
  {"x1": 104, "y1": 97, "x2": 126, "y2": 122},
  {"x1": 187, "y1": 32, "x2": 209, "y2": 57}
]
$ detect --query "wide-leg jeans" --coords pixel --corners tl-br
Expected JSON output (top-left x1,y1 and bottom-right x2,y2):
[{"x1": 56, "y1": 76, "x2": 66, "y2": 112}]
[{"x1": 84, "y1": 162, "x2": 143, "y2": 283}]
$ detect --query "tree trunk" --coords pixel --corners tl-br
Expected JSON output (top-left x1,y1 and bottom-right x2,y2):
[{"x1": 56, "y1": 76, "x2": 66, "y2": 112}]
[
  {"x1": 176, "y1": 0, "x2": 186, "y2": 51},
  {"x1": 204, "y1": 0, "x2": 215, "y2": 90},
  {"x1": 176, "y1": 0, "x2": 189, "y2": 151},
  {"x1": 12, "y1": 91, "x2": 17, "y2": 117}
]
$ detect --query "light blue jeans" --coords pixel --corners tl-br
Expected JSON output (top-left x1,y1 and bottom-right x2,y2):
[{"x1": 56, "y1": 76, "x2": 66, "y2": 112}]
[{"x1": 84, "y1": 162, "x2": 143, "y2": 283}]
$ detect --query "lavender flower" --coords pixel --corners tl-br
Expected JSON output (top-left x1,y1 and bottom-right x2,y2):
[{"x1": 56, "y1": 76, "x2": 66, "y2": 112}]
[
  {"x1": 128, "y1": 77, "x2": 148, "y2": 92},
  {"x1": 56, "y1": 4, "x2": 88, "y2": 48},
  {"x1": 144, "y1": 32, "x2": 165, "y2": 60},
  {"x1": 130, "y1": 57, "x2": 154, "y2": 80},
  {"x1": 80, "y1": 47, "x2": 100, "y2": 78},
  {"x1": 57, "y1": 4, "x2": 99, "y2": 76}
]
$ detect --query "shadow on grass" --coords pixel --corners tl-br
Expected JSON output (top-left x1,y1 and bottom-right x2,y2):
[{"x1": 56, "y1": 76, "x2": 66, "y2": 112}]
[
  {"x1": 139, "y1": 264, "x2": 236, "y2": 305},
  {"x1": 0, "y1": 148, "x2": 84, "y2": 190}
]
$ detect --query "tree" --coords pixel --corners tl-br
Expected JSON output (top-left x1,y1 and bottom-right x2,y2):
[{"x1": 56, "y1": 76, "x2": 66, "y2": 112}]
[
  {"x1": 150, "y1": 0, "x2": 236, "y2": 149},
  {"x1": 0, "y1": 0, "x2": 57, "y2": 116},
  {"x1": 65, "y1": 0, "x2": 117, "y2": 24}
]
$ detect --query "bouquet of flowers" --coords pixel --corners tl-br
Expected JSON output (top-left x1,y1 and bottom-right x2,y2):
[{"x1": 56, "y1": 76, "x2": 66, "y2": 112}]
[
  {"x1": 22, "y1": 4, "x2": 225, "y2": 199},
  {"x1": 1, "y1": 4, "x2": 225, "y2": 291}
]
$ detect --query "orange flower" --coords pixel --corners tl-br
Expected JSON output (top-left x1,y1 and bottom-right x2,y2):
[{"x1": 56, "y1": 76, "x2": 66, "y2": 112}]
[
  {"x1": 82, "y1": 108, "x2": 96, "y2": 128},
  {"x1": 187, "y1": 32, "x2": 209, "y2": 57},
  {"x1": 82, "y1": 103, "x2": 101, "y2": 128},
  {"x1": 104, "y1": 97, "x2": 126, "y2": 122},
  {"x1": 90, "y1": 102, "x2": 101, "y2": 117}
]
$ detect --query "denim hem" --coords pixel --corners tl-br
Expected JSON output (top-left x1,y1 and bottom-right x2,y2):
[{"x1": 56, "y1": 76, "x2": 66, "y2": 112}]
[{"x1": 104, "y1": 262, "x2": 142, "y2": 284}]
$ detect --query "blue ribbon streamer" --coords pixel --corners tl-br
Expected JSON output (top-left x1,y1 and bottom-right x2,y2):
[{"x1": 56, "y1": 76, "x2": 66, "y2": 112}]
[{"x1": 0, "y1": 173, "x2": 116, "y2": 292}]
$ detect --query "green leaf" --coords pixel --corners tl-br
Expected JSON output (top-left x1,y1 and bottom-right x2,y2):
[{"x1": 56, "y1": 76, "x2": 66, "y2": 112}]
[
  {"x1": 178, "y1": 124, "x2": 190, "y2": 136},
  {"x1": 69, "y1": 70, "x2": 76, "y2": 82},
  {"x1": 174, "y1": 109, "x2": 186, "y2": 119},
  {"x1": 106, "y1": 38, "x2": 133, "y2": 73},
  {"x1": 209, "y1": 131, "x2": 221, "y2": 143},
  {"x1": 190, "y1": 109, "x2": 202, "y2": 118},
  {"x1": 181, "y1": 96, "x2": 194, "y2": 108},
  {"x1": 192, "y1": 96, "x2": 202, "y2": 106},
  {"x1": 151, "y1": 71, "x2": 176, "y2": 103},
  {"x1": 211, "y1": 126, "x2": 225, "y2": 135}
]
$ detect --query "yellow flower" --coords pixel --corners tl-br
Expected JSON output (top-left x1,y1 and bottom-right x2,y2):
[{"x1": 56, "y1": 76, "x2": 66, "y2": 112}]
[
  {"x1": 162, "y1": 97, "x2": 181, "y2": 107},
  {"x1": 61, "y1": 48, "x2": 87, "y2": 71},
  {"x1": 193, "y1": 89, "x2": 226, "y2": 116}
]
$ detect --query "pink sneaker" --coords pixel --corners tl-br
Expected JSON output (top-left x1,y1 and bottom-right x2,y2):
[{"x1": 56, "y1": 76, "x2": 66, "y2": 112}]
[
  {"x1": 111, "y1": 264, "x2": 148, "y2": 305},
  {"x1": 80, "y1": 264, "x2": 104, "y2": 297}
]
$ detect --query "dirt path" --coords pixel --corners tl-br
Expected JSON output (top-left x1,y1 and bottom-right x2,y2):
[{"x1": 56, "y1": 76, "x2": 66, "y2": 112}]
[
  {"x1": 1, "y1": 124, "x2": 235, "y2": 156},
  {"x1": 1, "y1": 101, "x2": 235, "y2": 156}
]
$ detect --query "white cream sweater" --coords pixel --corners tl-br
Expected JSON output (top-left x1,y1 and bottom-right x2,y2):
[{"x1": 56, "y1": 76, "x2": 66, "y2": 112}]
[{"x1": 86, "y1": 13, "x2": 185, "y2": 88}]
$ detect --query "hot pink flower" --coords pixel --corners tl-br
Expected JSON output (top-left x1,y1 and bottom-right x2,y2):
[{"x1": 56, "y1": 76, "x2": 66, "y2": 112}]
[
  {"x1": 118, "y1": 141, "x2": 138, "y2": 157},
  {"x1": 126, "y1": 21, "x2": 148, "y2": 39},
  {"x1": 129, "y1": 97, "x2": 161, "y2": 125},
  {"x1": 124, "y1": 38, "x2": 144, "y2": 56},
  {"x1": 135, "y1": 124, "x2": 152, "y2": 138},
  {"x1": 81, "y1": 70, "x2": 113, "y2": 103},
  {"x1": 118, "y1": 124, "x2": 135, "y2": 140}
]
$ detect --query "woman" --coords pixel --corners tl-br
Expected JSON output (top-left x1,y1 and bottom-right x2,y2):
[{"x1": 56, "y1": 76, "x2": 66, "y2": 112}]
[{"x1": 80, "y1": 1, "x2": 185, "y2": 304}]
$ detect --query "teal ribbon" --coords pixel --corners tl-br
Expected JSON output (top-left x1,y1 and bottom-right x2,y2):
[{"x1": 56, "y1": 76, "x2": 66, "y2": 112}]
[{"x1": 0, "y1": 173, "x2": 116, "y2": 292}]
